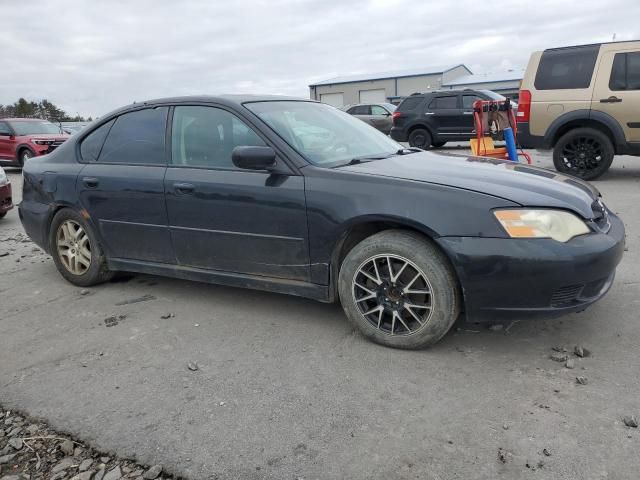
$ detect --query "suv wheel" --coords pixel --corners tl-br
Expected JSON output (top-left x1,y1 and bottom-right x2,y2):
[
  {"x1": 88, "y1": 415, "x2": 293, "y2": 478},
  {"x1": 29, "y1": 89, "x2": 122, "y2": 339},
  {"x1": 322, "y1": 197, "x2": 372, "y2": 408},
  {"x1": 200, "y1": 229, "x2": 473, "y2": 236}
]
[
  {"x1": 49, "y1": 208, "x2": 114, "y2": 286},
  {"x1": 338, "y1": 230, "x2": 461, "y2": 349},
  {"x1": 553, "y1": 128, "x2": 614, "y2": 180},
  {"x1": 408, "y1": 128, "x2": 432, "y2": 149},
  {"x1": 431, "y1": 141, "x2": 447, "y2": 148},
  {"x1": 19, "y1": 148, "x2": 33, "y2": 166}
]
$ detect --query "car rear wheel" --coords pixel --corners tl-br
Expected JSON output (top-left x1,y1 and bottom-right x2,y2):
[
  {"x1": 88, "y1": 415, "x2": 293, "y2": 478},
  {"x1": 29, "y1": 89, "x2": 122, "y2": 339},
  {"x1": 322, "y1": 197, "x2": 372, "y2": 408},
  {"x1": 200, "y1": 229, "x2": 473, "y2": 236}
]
[
  {"x1": 19, "y1": 148, "x2": 33, "y2": 167},
  {"x1": 553, "y1": 128, "x2": 614, "y2": 180},
  {"x1": 338, "y1": 230, "x2": 461, "y2": 349},
  {"x1": 431, "y1": 141, "x2": 447, "y2": 148},
  {"x1": 408, "y1": 128, "x2": 432, "y2": 149},
  {"x1": 49, "y1": 208, "x2": 114, "y2": 286}
]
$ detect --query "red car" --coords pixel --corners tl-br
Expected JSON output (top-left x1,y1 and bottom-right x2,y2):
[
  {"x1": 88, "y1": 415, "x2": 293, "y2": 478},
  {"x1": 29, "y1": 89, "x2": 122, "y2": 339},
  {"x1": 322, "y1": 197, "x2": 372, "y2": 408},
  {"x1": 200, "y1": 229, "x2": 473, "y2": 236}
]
[
  {"x1": 0, "y1": 118, "x2": 70, "y2": 167},
  {"x1": 0, "y1": 167, "x2": 12, "y2": 219}
]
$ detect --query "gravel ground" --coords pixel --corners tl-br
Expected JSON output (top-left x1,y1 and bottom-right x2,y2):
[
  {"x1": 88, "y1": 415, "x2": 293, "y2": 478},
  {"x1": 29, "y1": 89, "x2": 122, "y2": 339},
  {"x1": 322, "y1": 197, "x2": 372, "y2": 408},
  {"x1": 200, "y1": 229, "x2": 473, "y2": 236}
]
[{"x1": 1, "y1": 146, "x2": 639, "y2": 480}]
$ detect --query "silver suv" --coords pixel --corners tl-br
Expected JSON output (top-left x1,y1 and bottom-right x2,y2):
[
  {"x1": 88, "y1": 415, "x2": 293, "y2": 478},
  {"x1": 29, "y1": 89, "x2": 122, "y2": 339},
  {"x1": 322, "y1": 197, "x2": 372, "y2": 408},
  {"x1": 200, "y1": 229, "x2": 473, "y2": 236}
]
[{"x1": 343, "y1": 103, "x2": 396, "y2": 134}]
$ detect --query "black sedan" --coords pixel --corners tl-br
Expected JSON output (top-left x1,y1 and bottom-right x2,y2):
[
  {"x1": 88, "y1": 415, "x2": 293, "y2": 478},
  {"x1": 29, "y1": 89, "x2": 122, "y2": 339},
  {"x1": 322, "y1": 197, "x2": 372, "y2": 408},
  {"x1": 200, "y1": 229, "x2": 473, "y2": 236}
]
[{"x1": 19, "y1": 95, "x2": 625, "y2": 349}]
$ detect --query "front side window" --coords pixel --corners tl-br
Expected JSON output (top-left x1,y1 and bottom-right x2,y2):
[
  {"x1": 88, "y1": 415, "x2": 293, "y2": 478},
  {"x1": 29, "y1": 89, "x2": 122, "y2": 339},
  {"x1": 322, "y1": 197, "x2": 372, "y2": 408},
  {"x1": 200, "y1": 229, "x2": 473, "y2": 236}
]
[
  {"x1": 462, "y1": 95, "x2": 482, "y2": 109},
  {"x1": 609, "y1": 52, "x2": 640, "y2": 91},
  {"x1": 98, "y1": 107, "x2": 168, "y2": 164},
  {"x1": 534, "y1": 45, "x2": 599, "y2": 90},
  {"x1": 371, "y1": 105, "x2": 388, "y2": 115},
  {"x1": 429, "y1": 96, "x2": 458, "y2": 110},
  {"x1": 0, "y1": 122, "x2": 11, "y2": 135},
  {"x1": 245, "y1": 101, "x2": 402, "y2": 167},
  {"x1": 8, "y1": 120, "x2": 61, "y2": 135},
  {"x1": 171, "y1": 106, "x2": 266, "y2": 169}
]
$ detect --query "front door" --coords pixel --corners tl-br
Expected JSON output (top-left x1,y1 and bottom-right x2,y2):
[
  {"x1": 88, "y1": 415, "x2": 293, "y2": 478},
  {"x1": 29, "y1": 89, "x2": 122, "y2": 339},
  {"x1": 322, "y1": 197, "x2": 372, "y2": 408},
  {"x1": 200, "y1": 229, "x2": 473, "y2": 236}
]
[
  {"x1": 425, "y1": 94, "x2": 464, "y2": 138},
  {"x1": 591, "y1": 48, "x2": 640, "y2": 142},
  {"x1": 77, "y1": 107, "x2": 174, "y2": 263},
  {"x1": 0, "y1": 122, "x2": 14, "y2": 161},
  {"x1": 164, "y1": 105, "x2": 310, "y2": 281}
]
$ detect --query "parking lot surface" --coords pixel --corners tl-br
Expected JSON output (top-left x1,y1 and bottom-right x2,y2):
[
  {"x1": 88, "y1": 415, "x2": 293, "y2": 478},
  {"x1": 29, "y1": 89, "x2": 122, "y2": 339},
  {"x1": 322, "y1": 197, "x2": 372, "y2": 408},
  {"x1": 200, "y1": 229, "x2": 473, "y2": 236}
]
[{"x1": 1, "y1": 147, "x2": 639, "y2": 480}]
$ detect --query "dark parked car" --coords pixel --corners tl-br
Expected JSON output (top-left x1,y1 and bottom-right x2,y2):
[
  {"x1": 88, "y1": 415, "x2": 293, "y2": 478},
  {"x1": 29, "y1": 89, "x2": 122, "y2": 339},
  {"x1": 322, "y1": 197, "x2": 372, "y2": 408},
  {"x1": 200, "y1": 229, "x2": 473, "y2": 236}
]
[
  {"x1": 0, "y1": 118, "x2": 70, "y2": 167},
  {"x1": 343, "y1": 103, "x2": 396, "y2": 134},
  {"x1": 0, "y1": 167, "x2": 13, "y2": 219},
  {"x1": 390, "y1": 89, "x2": 507, "y2": 148},
  {"x1": 19, "y1": 95, "x2": 624, "y2": 349}
]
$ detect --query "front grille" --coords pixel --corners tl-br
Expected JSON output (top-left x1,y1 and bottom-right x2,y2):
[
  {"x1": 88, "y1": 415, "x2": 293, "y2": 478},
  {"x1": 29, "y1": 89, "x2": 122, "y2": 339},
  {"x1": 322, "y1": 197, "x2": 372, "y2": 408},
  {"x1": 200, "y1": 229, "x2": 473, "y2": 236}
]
[{"x1": 551, "y1": 284, "x2": 584, "y2": 307}]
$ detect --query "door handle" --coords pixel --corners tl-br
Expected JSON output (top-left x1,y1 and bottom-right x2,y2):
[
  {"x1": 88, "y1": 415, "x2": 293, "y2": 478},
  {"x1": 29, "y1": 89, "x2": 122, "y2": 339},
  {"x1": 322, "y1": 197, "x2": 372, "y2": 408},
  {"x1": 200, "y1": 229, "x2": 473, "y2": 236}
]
[
  {"x1": 600, "y1": 96, "x2": 622, "y2": 103},
  {"x1": 463, "y1": 111, "x2": 474, "y2": 115},
  {"x1": 173, "y1": 182, "x2": 195, "y2": 195},
  {"x1": 425, "y1": 112, "x2": 435, "y2": 115},
  {"x1": 82, "y1": 177, "x2": 99, "y2": 188}
]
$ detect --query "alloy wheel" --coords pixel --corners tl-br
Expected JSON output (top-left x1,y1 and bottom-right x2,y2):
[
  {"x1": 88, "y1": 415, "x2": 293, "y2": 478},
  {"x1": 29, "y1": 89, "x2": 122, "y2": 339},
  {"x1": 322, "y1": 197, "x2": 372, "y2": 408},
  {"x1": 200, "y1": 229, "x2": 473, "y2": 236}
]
[
  {"x1": 559, "y1": 136, "x2": 603, "y2": 177},
  {"x1": 56, "y1": 220, "x2": 92, "y2": 275},
  {"x1": 352, "y1": 254, "x2": 434, "y2": 336}
]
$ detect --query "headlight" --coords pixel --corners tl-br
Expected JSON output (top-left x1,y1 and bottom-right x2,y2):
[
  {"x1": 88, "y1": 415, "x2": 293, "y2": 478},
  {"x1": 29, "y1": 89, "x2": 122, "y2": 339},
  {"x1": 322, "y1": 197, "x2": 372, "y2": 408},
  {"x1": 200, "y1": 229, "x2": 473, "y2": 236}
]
[
  {"x1": 33, "y1": 139, "x2": 53, "y2": 145},
  {"x1": 0, "y1": 168, "x2": 7, "y2": 186},
  {"x1": 494, "y1": 209, "x2": 590, "y2": 242}
]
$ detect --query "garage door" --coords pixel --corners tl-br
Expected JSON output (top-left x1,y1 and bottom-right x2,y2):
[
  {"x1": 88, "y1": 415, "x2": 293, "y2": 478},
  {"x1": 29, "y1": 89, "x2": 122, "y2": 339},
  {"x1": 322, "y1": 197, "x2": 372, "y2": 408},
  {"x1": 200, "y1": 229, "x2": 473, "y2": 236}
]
[
  {"x1": 359, "y1": 89, "x2": 386, "y2": 103},
  {"x1": 319, "y1": 93, "x2": 344, "y2": 107}
]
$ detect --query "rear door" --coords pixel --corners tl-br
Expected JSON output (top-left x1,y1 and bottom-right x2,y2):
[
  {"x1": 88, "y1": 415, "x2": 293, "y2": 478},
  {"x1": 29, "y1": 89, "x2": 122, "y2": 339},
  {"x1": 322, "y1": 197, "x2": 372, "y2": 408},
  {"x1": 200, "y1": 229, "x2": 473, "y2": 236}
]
[
  {"x1": 164, "y1": 104, "x2": 310, "y2": 281},
  {"x1": 425, "y1": 94, "x2": 464, "y2": 138},
  {"x1": 77, "y1": 107, "x2": 174, "y2": 263},
  {"x1": 0, "y1": 122, "x2": 14, "y2": 161},
  {"x1": 591, "y1": 46, "x2": 640, "y2": 142},
  {"x1": 348, "y1": 105, "x2": 372, "y2": 125}
]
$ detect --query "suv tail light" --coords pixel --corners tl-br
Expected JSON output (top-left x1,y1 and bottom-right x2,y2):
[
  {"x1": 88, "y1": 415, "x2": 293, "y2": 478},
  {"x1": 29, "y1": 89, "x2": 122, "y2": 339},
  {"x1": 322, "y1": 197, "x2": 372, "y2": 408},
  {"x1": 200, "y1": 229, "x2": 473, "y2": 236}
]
[
  {"x1": 516, "y1": 90, "x2": 531, "y2": 123},
  {"x1": 392, "y1": 111, "x2": 402, "y2": 125}
]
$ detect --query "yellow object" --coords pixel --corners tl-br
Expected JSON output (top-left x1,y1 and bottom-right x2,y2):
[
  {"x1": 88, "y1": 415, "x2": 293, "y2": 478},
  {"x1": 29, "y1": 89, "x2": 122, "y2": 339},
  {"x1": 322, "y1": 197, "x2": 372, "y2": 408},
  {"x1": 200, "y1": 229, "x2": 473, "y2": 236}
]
[{"x1": 470, "y1": 137, "x2": 508, "y2": 157}]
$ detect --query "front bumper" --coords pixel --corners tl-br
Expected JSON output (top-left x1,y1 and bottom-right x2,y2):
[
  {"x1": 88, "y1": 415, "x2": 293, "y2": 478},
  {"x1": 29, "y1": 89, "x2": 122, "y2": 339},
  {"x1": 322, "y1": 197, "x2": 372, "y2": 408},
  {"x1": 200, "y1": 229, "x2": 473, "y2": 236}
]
[
  {"x1": 0, "y1": 183, "x2": 13, "y2": 214},
  {"x1": 437, "y1": 213, "x2": 625, "y2": 322}
]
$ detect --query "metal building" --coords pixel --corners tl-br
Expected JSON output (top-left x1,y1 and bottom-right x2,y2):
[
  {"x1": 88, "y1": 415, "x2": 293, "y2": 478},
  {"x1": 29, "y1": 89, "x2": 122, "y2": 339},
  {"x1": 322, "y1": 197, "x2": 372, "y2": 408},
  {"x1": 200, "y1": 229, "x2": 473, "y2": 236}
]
[
  {"x1": 308, "y1": 65, "x2": 472, "y2": 107},
  {"x1": 441, "y1": 71, "x2": 523, "y2": 100}
]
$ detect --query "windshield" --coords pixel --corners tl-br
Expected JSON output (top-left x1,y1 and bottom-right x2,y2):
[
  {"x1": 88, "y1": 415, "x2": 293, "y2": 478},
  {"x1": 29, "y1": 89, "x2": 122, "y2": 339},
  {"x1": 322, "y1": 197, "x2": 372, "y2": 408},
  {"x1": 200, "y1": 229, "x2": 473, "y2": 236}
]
[
  {"x1": 9, "y1": 120, "x2": 61, "y2": 135},
  {"x1": 245, "y1": 101, "x2": 403, "y2": 167}
]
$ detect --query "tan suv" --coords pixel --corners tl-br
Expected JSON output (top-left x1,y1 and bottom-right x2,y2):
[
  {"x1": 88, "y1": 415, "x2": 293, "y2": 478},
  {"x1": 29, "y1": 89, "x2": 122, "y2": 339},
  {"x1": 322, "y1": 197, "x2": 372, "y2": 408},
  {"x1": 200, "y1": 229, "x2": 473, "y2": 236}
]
[{"x1": 517, "y1": 41, "x2": 640, "y2": 179}]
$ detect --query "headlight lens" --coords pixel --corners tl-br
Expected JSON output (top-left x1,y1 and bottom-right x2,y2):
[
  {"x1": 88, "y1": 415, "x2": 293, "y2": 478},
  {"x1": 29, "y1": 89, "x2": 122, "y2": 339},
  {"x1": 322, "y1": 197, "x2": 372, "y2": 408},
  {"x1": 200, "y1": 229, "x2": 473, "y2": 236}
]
[
  {"x1": 0, "y1": 168, "x2": 7, "y2": 186},
  {"x1": 494, "y1": 209, "x2": 590, "y2": 242},
  {"x1": 33, "y1": 139, "x2": 52, "y2": 145}
]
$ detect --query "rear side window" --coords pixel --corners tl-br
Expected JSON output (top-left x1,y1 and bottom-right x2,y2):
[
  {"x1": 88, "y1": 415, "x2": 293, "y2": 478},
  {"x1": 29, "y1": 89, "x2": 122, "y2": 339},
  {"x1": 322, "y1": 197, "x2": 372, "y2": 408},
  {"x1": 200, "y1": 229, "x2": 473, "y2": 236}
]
[
  {"x1": 397, "y1": 96, "x2": 423, "y2": 111},
  {"x1": 428, "y1": 96, "x2": 458, "y2": 110},
  {"x1": 534, "y1": 45, "x2": 600, "y2": 90},
  {"x1": 98, "y1": 107, "x2": 168, "y2": 165},
  {"x1": 350, "y1": 105, "x2": 370, "y2": 115},
  {"x1": 609, "y1": 52, "x2": 640, "y2": 90},
  {"x1": 80, "y1": 120, "x2": 114, "y2": 162}
]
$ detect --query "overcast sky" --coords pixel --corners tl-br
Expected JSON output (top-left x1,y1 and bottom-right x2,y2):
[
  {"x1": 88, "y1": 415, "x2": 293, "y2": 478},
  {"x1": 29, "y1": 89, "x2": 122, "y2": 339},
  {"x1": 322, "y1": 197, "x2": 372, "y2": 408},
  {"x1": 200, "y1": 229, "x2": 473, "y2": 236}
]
[{"x1": 1, "y1": 0, "x2": 638, "y2": 117}]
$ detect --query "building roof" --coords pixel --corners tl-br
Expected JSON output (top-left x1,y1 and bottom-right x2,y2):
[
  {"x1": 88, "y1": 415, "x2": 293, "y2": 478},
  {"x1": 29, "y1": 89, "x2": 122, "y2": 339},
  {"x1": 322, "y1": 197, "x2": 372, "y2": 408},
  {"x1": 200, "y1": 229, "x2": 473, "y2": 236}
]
[
  {"x1": 442, "y1": 71, "x2": 523, "y2": 87},
  {"x1": 309, "y1": 64, "x2": 470, "y2": 87}
]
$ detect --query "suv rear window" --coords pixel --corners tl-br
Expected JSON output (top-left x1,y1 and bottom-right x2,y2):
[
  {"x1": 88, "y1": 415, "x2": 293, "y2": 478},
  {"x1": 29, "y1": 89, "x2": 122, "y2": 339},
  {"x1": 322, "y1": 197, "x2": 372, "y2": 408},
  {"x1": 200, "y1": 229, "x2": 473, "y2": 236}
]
[
  {"x1": 534, "y1": 45, "x2": 600, "y2": 90},
  {"x1": 397, "y1": 97, "x2": 423, "y2": 111},
  {"x1": 609, "y1": 52, "x2": 640, "y2": 90}
]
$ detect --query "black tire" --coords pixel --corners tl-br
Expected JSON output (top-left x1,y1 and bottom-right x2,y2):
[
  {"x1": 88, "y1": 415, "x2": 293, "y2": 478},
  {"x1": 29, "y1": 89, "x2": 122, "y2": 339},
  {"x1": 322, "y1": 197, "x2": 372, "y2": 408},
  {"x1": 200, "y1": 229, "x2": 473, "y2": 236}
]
[
  {"x1": 18, "y1": 148, "x2": 33, "y2": 167},
  {"x1": 49, "y1": 208, "x2": 114, "y2": 287},
  {"x1": 553, "y1": 128, "x2": 614, "y2": 180},
  {"x1": 408, "y1": 128, "x2": 432, "y2": 149},
  {"x1": 431, "y1": 141, "x2": 447, "y2": 148},
  {"x1": 338, "y1": 230, "x2": 461, "y2": 349}
]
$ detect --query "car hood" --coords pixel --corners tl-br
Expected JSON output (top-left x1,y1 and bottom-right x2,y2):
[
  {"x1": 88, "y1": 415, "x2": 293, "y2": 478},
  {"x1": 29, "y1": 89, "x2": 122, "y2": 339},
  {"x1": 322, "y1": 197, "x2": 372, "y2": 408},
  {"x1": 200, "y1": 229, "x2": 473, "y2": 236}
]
[{"x1": 342, "y1": 151, "x2": 600, "y2": 219}]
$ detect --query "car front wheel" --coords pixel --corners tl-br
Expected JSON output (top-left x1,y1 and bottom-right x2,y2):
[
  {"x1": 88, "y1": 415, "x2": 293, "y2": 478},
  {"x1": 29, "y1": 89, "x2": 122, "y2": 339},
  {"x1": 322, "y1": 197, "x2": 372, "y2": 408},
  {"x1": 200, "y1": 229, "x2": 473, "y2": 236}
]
[
  {"x1": 338, "y1": 230, "x2": 461, "y2": 349},
  {"x1": 19, "y1": 149, "x2": 33, "y2": 166},
  {"x1": 553, "y1": 128, "x2": 614, "y2": 180},
  {"x1": 49, "y1": 208, "x2": 114, "y2": 286}
]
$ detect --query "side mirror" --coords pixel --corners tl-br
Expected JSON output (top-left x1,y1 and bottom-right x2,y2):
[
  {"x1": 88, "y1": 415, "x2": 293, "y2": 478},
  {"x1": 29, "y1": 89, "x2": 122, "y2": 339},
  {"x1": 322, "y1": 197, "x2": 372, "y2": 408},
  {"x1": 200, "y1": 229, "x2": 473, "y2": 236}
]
[{"x1": 232, "y1": 146, "x2": 276, "y2": 171}]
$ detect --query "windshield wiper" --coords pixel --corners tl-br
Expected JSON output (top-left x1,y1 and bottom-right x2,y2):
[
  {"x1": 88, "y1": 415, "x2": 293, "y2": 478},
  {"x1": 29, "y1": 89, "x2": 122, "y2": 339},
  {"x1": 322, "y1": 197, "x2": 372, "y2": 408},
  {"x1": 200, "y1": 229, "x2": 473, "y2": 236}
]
[
  {"x1": 395, "y1": 147, "x2": 422, "y2": 155},
  {"x1": 330, "y1": 154, "x2": 392, "y2": 168}
]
